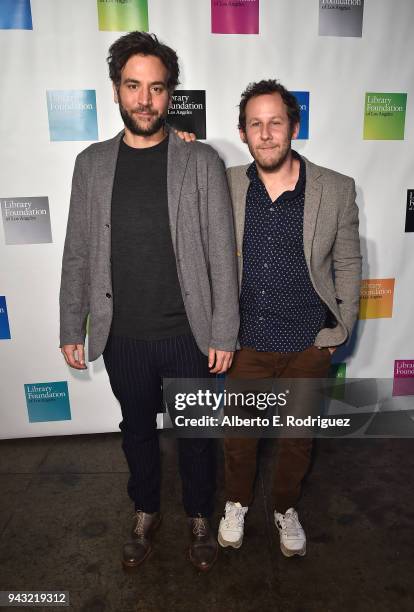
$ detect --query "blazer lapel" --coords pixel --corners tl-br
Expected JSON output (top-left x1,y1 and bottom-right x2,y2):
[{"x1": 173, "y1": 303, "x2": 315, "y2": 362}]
[
  {"x1": 96, "y1": 130, "x2": 123, "y2": 223},
  {"x1": 303, "y1": 156, "x2": 323, "y2": 266},
  {"x1": 167, "y1": 130, "x2": 192, "y2": 251},
  {"x1": 232, "y1": 166, "x2": 250, "y2": 255}
]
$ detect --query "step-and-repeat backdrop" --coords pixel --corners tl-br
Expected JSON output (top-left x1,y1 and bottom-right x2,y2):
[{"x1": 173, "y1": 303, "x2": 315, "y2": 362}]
[{"x1": 1, "y1": 0, "x2": 413, "y2": 438}]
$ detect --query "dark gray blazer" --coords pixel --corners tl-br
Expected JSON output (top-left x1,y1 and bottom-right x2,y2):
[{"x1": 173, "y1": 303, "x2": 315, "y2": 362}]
[
  {"x1": 60, "y1": 130, "x2": 240, "y2": 361},
  {"x1": 227, "y1": 157, "x2": 362, "y2": 348}
]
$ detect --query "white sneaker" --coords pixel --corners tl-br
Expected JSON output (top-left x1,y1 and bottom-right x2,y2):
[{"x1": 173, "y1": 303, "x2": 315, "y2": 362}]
[
  {"x1": 218, "y1": 501, "x2": 248, "y2": 548},
  {"x1": 274, "y1": 507, "x2": 306, "y2": 557}
]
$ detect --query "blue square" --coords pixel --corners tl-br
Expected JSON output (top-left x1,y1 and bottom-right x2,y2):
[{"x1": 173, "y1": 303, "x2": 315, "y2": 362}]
[
  {"x1": 291, "y1": 91, "x2": 310, "y2": 140},
  {"x1": 0, "y1": 0, "x2": 32, "y2": 29},
  {"x1": 46, "y1": 90, "x2": 98, "y2": 142},
  {"x1": 25, "y1": 381, "x2": 71, "y2": 422},
  {"x1": 0, "y1": 296, "x2": 11, "y2": 340}
]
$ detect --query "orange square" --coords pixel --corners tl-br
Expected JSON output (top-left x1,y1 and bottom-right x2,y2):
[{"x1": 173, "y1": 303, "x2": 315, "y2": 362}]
[{"x1": 359, "y1": 278, "x2": 395, "y2": 319}]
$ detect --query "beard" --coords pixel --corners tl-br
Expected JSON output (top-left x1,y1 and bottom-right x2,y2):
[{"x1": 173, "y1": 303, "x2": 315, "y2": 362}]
[
  {"x1": 249, "y1": 139, "x2": 292, "y2": 173},
  {"x1": 119, "y1": 101, "x2": 166, "y2": 137}
]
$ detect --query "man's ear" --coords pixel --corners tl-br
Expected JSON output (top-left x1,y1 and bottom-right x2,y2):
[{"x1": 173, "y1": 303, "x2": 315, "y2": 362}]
[
  {"x1": 291, "y1": 122, "x2": 300, "y2": 140},
  {"x1": 113, "y1": 83, "x2": 119, "y2": 104},
  {"x1": 239, "y1": 128, "x2": 247, "y2": 143}
]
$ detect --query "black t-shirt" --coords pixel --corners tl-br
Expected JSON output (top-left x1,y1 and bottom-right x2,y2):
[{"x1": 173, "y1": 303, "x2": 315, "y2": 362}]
[{"x1": 110, "y1": 135, "x2": 191, "y2": 340}]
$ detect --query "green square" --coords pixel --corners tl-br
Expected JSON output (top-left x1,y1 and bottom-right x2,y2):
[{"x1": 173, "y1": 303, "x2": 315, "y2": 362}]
[
  {"x1": 363, "y1": 92, "x2": 407, "y2": 140},
  {"x1": 329, "y1": 363, "x2": 346, "y2": 401},
  {"x1": 97, "y1": 0, "x2": 148, "y2": 32},
  {"x1": 330, "y1": 363, "x2": 346, "y2": 380}
]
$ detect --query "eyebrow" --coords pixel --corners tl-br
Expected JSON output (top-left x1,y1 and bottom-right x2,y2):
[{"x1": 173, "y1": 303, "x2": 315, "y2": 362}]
[
  {"x1": 248, "y1": 115, "x2": 285, "y2": 122},
  {"x1": 123, "y1": 78, "x2": 167, "y2": 86}
]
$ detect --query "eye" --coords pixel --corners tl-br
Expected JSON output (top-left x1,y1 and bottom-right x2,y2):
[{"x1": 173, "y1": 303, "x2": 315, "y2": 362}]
[
  {"x1": 127, "y1": 84, "x2": 137, "y2": 90},
  {"x1": 152, "y1": 85, "x2": 164, "y2": 94}
]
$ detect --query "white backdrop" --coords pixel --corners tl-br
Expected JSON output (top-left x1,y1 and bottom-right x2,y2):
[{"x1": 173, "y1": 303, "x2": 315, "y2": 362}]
[{"x1": 1, "y1": 0, "x2": 413, "y2": 439}]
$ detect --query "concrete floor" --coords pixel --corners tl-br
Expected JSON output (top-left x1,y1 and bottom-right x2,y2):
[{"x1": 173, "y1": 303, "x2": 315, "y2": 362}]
[{"x1": 0, "y1": 433, "x2": 413, "y2": 612}]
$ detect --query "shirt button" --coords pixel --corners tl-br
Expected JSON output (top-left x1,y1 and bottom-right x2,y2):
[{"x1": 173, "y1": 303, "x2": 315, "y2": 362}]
[
  {"x1": 106, "y1": 293, "x2": 112, "y2": 298},
  {"x1": 270, "y1": 207, "x2": 274, "y2": 212},
  {"x1": 261, "y1": 290, "x2": 265, "y2": 295},
  {"x1": 264, "y1": 263, "x2": 268, "y2": 268}
]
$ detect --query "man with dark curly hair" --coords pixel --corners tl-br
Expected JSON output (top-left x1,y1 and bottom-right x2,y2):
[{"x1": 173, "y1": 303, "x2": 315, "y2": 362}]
[{"x1": 59, "y1": 32, "x2": 239, "y2": 572}]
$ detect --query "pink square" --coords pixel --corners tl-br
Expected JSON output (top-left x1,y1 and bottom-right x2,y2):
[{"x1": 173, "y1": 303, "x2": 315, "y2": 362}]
[{"x1": 211, "y1": 0, "x2": 259, "y2": 34}]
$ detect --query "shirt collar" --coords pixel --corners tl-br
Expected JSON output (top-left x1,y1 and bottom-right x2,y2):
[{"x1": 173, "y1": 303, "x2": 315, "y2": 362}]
[{"x1": 246, "y1": 150, "x2": 306, "y2": 201}]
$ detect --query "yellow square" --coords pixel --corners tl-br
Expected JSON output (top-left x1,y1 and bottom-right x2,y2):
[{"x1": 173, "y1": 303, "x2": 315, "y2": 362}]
[{"x1": 359, "y1": 278, "x2": 395, "y2": 319}]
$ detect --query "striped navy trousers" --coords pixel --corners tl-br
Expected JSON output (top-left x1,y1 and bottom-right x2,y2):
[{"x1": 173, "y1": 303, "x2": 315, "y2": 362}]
[{"x1": 103, "y1": 333, "x2": 215, "y2": 517}]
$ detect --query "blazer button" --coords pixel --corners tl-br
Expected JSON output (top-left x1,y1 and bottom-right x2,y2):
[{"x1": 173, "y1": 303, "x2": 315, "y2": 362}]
[
  {"x1": 105, "y1": 223, "x2": 110, "y2": 228},
  {"x1": 106, "y1": 293, "x2": 112, "y2": 298}
]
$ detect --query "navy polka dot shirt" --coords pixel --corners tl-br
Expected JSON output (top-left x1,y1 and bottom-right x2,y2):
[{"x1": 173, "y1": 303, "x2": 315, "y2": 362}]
[{"x1": 239, "y1": 153, "x2": 327, "y2": 353}]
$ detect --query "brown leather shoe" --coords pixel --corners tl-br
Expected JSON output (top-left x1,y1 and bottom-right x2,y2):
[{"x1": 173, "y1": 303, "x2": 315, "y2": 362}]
[
  {"x1": 122, "y1": 510, "x2": 161, "y2": 568},
  {"x1": 188, "y1": 517, "x2": 218, "y2": 572}
]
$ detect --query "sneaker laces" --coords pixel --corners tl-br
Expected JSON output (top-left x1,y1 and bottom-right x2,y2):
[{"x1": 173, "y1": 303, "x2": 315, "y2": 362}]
[
  {"x1": 192, "y1": 517, "x2": 208, "y2": 537},
  {"x1": 223, "y1": 503, "x2": 247, "y2": 529},
  {"x1": 278, "y1": 510, "x2": 300, "y2": 537}
]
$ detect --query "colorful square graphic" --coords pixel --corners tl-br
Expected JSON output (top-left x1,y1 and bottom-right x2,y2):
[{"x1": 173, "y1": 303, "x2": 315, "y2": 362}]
[
  {"x1": 47, "y1": 90, "x2": 98, "y2": 142},
  {"x1": 405, "y1": 190, "x2": 414, "y2": 233},
  {"x1": 359, "y1": 278, "x2": 395, "y2": 319},
  {"x1": 330, "y1": 363, "x2": 346, "y2": 379},
  {"x1": 291, "y1": 91, "x2": 309, "y2": 140},
  {"x1": 329, "y1": 363, "x2": 346, "y2": 400},
  {"x1": 393, "y1": 360, "x2": 414, "y2": 396},
  {"x1": 0, "y1": 296, "x2": 11, "y2": 340},
  {"x1": 363, "y1": 93, "x2": 407, "y2": 140},
  {"x1": 319, "y1": 0, "x2": 364, "y2": 37},
  {"x1": 211, "y1": 0, "x2": 259, "y2": 34},
  {"x1": 0, "y1": 0, "x2": 32, "y2": 30},
  {"x1": 1, "y1": 197, "x2": 52, "y2": 245},
  {"x1": 167, "y1": 91, "x2": 206, "y2": 139},
  {"x1": 97, "y1": 0, "x2": 148, "y2": 31},
  {"x1": 24, "y1": 381, "x2": 71, "y2": 423}
]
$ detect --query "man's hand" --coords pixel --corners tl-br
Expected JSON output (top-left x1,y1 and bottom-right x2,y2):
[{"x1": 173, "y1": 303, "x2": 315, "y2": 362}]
[
  {"x1": 208, "y1": 348, "x2": 234, "y2": 374},
  {"x1": 173, "y1": 129, "x2": 196, "y2": 142},
  {"x1": 61, "y1": 344, "x2": 87, "y2": 369},
  {"x1": 316, "y1": 346, "x2": 337, "y2": 356}
]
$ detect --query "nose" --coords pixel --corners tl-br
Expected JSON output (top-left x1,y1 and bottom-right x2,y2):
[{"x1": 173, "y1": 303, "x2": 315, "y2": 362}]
[
  {"x1": 137, "y1": 86, "x2": 151, "y2": 107},
  {"x1": 259, "y1": 124, "x2": 272, "y2": 141}
]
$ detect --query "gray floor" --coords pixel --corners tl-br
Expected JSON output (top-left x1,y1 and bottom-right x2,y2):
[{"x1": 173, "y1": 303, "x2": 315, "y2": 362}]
[{"x1": 0, "y1": 434, "x2": 413, "y2": 612}]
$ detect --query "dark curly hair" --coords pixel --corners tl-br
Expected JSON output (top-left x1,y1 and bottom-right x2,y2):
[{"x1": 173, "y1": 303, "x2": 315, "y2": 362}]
[
  {"x1": 238, "y1": 79, "x2": 300, "y2": 135},
  {"x1": 107, "y1": 31, "x2": 180, "y2": 92}
]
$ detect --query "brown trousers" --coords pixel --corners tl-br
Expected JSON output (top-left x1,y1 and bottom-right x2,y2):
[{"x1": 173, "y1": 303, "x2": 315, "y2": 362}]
[{"x1": 224, "y1": 345, "x2": 331, "y2": 513}]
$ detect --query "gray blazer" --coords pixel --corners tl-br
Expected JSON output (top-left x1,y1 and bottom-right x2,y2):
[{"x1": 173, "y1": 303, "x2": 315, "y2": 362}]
[
  {"x1": 227, "y1": 157, "x2": 362, "y2": 348},
  {"x1": 60, "y1": 129, "x2": 240, "y2": 361}
]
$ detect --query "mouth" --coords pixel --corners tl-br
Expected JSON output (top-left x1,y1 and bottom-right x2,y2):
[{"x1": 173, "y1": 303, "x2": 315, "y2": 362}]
[{"x1": 134, "y1": 110, "x2": 155, "y2": 117}]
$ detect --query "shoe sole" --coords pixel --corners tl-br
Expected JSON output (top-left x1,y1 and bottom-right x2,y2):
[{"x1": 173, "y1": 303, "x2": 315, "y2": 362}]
[
  {"x1": 217, "y1": 531, "x2": 243, "y2": 549},
  {"x1": 280, "y1": 542, "x2": 306, "y2": 558},
  {"x1": 122, "y1": 515, "x2": 162, "y2": 569}
]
